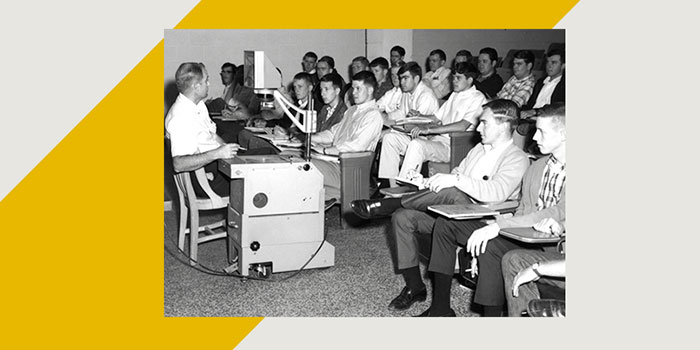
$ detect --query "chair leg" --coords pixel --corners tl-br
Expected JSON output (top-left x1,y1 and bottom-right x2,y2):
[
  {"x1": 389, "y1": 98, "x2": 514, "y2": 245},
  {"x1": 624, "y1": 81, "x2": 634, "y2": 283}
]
[
  {"x1": 178, "y1": 203, "x2": 188, "y2": 252},
  {"x1": 189, "y1": 207, "x2": 200, "y2": 266}
]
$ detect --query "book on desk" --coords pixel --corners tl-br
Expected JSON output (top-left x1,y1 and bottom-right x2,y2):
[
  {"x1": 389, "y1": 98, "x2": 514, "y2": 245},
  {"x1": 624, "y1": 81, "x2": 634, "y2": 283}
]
[{"x1": 427, "y1": 201, "x2": 519, "y2": 220}]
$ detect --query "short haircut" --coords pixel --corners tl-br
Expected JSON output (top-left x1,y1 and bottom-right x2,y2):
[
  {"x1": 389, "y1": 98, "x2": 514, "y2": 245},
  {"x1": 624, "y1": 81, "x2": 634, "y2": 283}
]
[
  {"x1": 391, "y1": 45, "x2": 405, "y2": 57},
  {"x1": 537, "y1": 102, "x2": 566, "y2": 130},
  {"x1": 318, "y1": 55, "x2": 335, "y2": 69},
  {"x1": 352, "y1": 70, "x2": 377, "y2": 91},
  {"x1": 482, "y1": 99, "x2": 519, "y2": 134},
  {"x1": 303, "y1": 51, "x2": 318, "y2": 61},
  {"x1": 369, "y1": 57, "x2": 389, "y2": 70},
  {"x1": 456, "y1": 49, "x2": 472, "y2": 58},
  {"x1": 221, "y1": 62, "x2": 236, "y2": 71},
  {"x1": 453, "y1": 62, "x2": 479, "y2": 81},
  {"x1": 479, "y1": 47, "x2": 499, "y2": 63},
  {"x1": 547, "y1": 48, "x2": 565, "y2": 63},
  {"x1": 293, "y1": 72, "x2": 314, "y2": 85},
  {"x1": 352, "y1": 56, "x2": 370, "y2": 68},
  {"x1": 398, "y1": 61, "x2": 422, "y2": 78},
  {"x1": 514, "y1": 50, "x2": 535, "y2": 66},
  {"x1": 319, "y1": 72, "x2": 344, "y2": 90},
  {"x1": 430, "y1": 49, "x2": 447, "y2": 61},
  {"x1": 175, "y1": 62, "x2": 206, "y2": 93}
]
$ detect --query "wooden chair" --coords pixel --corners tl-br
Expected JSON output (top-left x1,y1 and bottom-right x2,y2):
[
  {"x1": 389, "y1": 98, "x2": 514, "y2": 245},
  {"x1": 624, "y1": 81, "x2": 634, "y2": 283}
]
[
  {"x1": 173, "y1": 167, "x2": 229, "y2": 265},
  {"x1": 339, "y1": 151, "x2": 375, "y2": 228}
]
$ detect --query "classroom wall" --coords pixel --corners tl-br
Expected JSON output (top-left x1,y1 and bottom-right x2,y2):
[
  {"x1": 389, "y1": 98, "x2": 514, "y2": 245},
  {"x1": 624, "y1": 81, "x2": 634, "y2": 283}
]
[
  {"x1": 164, "y1": 29, "x2": 365, "y2": 112},
  {"x1": 412, "y1": 29, "x2": 565, "y2": 70}
]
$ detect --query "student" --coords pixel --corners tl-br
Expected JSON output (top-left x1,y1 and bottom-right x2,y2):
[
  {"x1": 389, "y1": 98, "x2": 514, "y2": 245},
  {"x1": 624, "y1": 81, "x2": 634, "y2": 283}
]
[
  {"x1": 497, "y1": 50, "x2": 536, "y2": 107},
  {"x1": 417, "y1": 103, "x2": 566, "y2": 317},
  {"x1": 422, "y1": 49, "x2": 452, "y2": 99},
  {"x1": 474, "y1": 47, "x2": 504, "y2": 99},
  {"x1": 351, "y1": 100, "x2": 529, "y2": 312},
  {"x1": 390, "y1": 45, "x2": 406, "y2": 67},
  {"x1": 377, "y1": 62, "x2": 487, "y2": 187},
  {"x1": 310, "y1": 71, "x2": 383, "y2": 203},
  {"x1": 369, "y1": 57, "x2": 393, "y2": 101}
]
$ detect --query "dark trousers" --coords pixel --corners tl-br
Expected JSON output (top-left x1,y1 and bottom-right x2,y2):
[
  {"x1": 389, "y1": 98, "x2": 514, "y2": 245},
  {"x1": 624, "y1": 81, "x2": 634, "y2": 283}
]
[{"x1": 392, "y1": 188, "x2": 474, "y2": 270}]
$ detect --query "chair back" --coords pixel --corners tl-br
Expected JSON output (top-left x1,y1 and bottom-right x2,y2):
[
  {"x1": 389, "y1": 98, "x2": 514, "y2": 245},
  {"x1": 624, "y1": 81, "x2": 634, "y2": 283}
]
[{"x1": 173, "y1": 168, "x2": 228, "y2": 210}]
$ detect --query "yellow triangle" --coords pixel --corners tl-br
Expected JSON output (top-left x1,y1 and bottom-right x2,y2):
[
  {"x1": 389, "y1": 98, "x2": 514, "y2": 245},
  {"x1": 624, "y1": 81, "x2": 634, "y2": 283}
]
[{"x1": 0, "y1": 0, "x2": 577, "y2": 348}]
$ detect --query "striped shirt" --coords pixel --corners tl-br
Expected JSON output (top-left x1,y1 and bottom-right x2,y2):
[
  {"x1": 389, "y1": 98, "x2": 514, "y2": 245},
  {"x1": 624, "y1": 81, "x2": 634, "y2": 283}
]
[{"x1": 537, "y1": 155, "x2": 566, "y2": 210}]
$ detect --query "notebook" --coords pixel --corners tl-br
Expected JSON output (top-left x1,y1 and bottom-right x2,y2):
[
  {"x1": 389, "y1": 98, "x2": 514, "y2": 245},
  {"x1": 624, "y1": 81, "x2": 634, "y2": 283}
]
[
  {"x1": 428, "y1": 204, "x2": 500, "y2": 220},
  {"x1": 499, "y1": 227, "x2": 561, "y2": 244}
]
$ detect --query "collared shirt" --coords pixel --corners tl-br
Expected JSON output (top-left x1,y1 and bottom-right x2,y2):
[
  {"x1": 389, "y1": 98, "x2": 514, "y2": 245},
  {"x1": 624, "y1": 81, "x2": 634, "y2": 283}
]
[
  {"x1": 431, "y1": 86, "x2": 487, "y2": 144},
  {"x1": 221, "y1": 83, "x2": 232, "y2": 100},
  {"x1": 423, "y1": 66, "x2": 452, "y2": 99},
  {"x1": 537, "y1": 155, "x2": 566, "y2": 210},
  {"x1": 388, "y1": 81, "x2": 439, "y2": 121},
  {"x1": 533, "y1": 75, "x2": 562, "y2": 108},
  {"x1": 313, "y1": 99, "x2": 383, "y2": 153},
  {"x1": 165, "y1": 93, "x2": 221, "y2": 157},
  {"x1": 377, "y1": 86, "x2": 403, "y2": 113},
  {"x1": 497, "y1": 74, "x2": 536, "y2": 107}
]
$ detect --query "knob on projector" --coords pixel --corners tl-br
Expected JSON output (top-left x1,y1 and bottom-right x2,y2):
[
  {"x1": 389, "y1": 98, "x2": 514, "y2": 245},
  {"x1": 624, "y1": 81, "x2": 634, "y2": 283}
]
[{"x1": 250, "y1": 241, "x2": 260, "y2": 251}]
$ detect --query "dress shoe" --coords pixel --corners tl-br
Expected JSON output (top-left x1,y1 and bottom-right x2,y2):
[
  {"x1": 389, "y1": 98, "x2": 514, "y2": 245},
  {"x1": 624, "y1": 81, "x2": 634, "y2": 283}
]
[
  {"x1": 388, "y1": 286, "x2": 427, "y2": 310},
  {"x1": 350, "y1": 199, "x2": 398, "y2": 219},
  {"x1": 414, "y1": 308, "x2": 456, "y2": 317},
  {"x1": 527, "y1": 299, "x2": 565, "y2": 317}
]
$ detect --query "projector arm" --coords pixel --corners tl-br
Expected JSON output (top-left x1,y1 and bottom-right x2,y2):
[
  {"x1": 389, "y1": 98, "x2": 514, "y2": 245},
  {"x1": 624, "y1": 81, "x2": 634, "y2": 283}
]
[{"x1": 272, "y1": 90, "x2": 317, "y2": 134}]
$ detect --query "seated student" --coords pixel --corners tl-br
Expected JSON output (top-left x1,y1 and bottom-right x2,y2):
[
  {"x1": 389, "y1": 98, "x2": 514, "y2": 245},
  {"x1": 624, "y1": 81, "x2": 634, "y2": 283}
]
[
  {"x1": 503, "y1": 218, "x2": 566, "y2": 317},
  {"x1": 313, "y1": 55, "x2": 346, "y2": 110},
  {"x1": 376, "y1": 62, "x2": 405, "y2": 115},
  {"x1": 302, "y1": 51, "x2": 319, "y2": 85},
  {"x1": 520, "y1": 49, "x2": 565, "y2": 118},
  {"x1": 475, "y1": 47, "x2": 504, "y2": 99},
  {"x1": 344, "y1": 56, "x2": 371, "y2": 107},
  {"x1": 350, "y1": 100, "x2": 529, "y2": 312},
  {"x1": 205, "y1": 62, "x2": 236, "y2": 113},
  {"x1": 496, "y1": 50, "x2": 536, "y2": 108},
  {"x1": 238, "y1": 72, "x2": 319, "y2": 149},
  {"x1": 377, "y1": 62, "x2": 487, "y2": 187},
  {"x1": 165, "y1": 62, "x2": 242, "y2": 197},
  {"x1": 305, "y1": 73, "x2": 347, "y2": 141},
  {"x1": 452, "y1": 49, "x2": 472, "y2": 70},
  {"x1": 390, "y1": 45, "x2": 406, "y2": 67},
  {"x1": 213, "y1": 65, "x2": 261, "y2": 144},
  {"x1": 422, "y1": 49, "x2": 452, "y2": 100},
  {"x1": 417, "y1": 102, "x2": 565, "y2": 317},
  {"x1": 370, "y1": 57, "x2": 394, "y2": 101},
  {"x1": 310, "y1": 71, "x2": 383, "y2": 203}
]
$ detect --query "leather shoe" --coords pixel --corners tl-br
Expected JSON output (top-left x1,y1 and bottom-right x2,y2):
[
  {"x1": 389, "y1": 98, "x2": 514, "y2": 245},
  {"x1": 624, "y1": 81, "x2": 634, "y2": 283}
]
[
  {"x1": 388, "y1": 286, "x2": 427, "y2": 310},
  {"x1": 350, "y1": 199, "x2": 390, "y2": 219},
  {"x1": 414, "y1": 308, "x2": 456, "y2": 317},
  {"x1": 527, "y1": 299, "x2": 565, "y2": 317}
]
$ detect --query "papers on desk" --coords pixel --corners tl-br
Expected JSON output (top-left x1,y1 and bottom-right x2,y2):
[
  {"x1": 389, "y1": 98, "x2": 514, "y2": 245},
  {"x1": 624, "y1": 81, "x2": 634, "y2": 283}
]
[
  {"x1": 395, "y1": 176, "x2": 427, "y2": 190},
  {"x1": 428, "y1": 204, "x2": 500, "y2": 220},
  {"x1": 499, "y1": 227, "x2": 561, "y2": 244},
  {"x1": 244, "y1": 126, "x2": 270, "y2": 133}
]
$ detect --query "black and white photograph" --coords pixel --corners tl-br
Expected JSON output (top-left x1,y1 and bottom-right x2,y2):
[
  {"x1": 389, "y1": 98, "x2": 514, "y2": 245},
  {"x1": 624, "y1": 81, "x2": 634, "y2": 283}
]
[{"x1": 163, "y1": 29, "x2": 566, "y2": 317}]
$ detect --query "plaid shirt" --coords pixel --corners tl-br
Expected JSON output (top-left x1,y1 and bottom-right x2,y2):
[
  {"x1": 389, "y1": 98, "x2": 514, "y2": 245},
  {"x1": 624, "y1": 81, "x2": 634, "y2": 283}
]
[
  {"x1": 537, "y1": 155, "x2": 566, "y2": 210},
  {"x1": 497, "y1": 74, "x2": 536, "y2": 107}
]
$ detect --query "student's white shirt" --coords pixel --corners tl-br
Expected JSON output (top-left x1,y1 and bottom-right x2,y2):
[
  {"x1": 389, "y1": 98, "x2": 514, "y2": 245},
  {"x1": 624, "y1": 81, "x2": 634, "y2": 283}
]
[
  {"x1": 533, "y1": 75, "x2": 562, "y2": 108},
  {"x1": 431, "y1": 86, "x2": 487, "y2": 144},
  {"x1": 388, "y1": 81, "x2": 439, "y2": 121}
]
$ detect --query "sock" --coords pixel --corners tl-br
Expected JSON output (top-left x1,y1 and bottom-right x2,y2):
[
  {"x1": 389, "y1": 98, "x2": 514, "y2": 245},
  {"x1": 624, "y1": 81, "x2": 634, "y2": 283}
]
[
  {"x1": 483, "y1": 305, "x2": 504, "y2": 317},
  {"x1": 374, "y1": 198, "x2": 402, "y2": 216},
  {"x1": 430, "y1": 272, "x2": 452, "y2": 315},
  {"x1": 401, "y1": 266, "x2": 425, "y2": 292}
]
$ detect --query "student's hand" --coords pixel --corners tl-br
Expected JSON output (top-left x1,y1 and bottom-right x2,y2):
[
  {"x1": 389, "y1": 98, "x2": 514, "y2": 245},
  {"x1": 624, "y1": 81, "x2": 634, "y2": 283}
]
[
  {"x1": 407, "y1": 109, "x2": 420, "y2": 118},
  {"x1": 521, "y1": 109, "x2": 537, "y2": 119},
  {"x1": 426, "y1": 173, "x2": 458, "y2": 193},
  {"x1": 512, "y1": 265, "x2": 540, "y2": 297},
  {"x1": 533, "y1": 218, "x2": 564, "y2": 237},
  {"x1": 214, "y1": 143, "x2": 242, "y2": 159},
  {"x1": 253, "y1": 119, "x2": 267, "y2": 128},
  {"x1": 273, "y1": 125, "x2": 288, "y2": 137},
  {"x1": 410, "y1": 126, "x2": 424, "y2": 139},
  {"x1": 467, "y1": 223, "x2": 500, "y2": 257}
]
